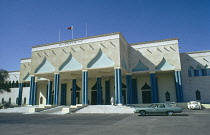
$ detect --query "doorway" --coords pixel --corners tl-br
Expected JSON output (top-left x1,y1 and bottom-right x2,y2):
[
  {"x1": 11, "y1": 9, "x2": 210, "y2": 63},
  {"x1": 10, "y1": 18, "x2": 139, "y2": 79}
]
[
  {"x1": 142, "y1": 91, "x2": 151, "y2": 103},
  {"x1": 91, "y1": 90, "x2": 97, "y2": 105},
  {"x1": 141, "y1": 83, "x2": 152, "y2": 104}
]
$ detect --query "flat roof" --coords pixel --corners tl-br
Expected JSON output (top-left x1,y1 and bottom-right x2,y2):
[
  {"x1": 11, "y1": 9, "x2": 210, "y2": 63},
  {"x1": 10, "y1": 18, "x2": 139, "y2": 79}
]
[
  {"x1": 181, "y1": 50, "x2": 210, "y2": 54},
  {"x1": 32, "y1": 32, "x2": 122, "y2": 48},
  {"x1": 129, "y1": 38, "x2": 179, "y2": 46}
]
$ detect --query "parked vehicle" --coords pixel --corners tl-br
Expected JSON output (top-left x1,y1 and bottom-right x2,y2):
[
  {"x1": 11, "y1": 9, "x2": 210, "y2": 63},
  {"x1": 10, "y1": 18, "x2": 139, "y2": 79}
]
[
  {"x1": 187, "y1": 101, "x2": 201, "y2": 110},
  {"x1": 134, "y1": 103, "x2": 183, "y2": 116}
]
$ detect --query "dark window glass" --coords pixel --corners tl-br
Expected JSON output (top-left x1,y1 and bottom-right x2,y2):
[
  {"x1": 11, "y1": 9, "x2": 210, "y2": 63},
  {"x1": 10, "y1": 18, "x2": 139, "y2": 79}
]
[
  {"x1": 24, "y1": 97, "x2": 27, "y2": 104},
  {"x1": 188, "y1": 70, "x2": 192, "y2": 77},
  {"x1": 194, "y1": 70, "x2": 199, "y2": 76},
  {"x1": 165, "y1": 91, "x2": 170, "y2": 101},
  {"x1": 195, "y1": 90, "x2": 201, "y2": 100},
  {"x1": 16, "y1": 97, "x2": 18, "y2": 104},
  {"x1": 40, "y1": 97, "x2": 43, "y2": 104},
  {"x1": 202, "y1": 69, "x2": 207, "y2": 76}
]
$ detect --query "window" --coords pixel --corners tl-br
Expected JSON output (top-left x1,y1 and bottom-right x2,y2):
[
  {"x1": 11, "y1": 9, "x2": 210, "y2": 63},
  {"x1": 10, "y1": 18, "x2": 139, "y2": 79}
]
[
  {"x1": 159, "y1": 104, "x2": 165, "y2": 108},
  {"x1": 194, "y1": 70, "x2": 199, "y2": 76},
  {"x1": 207, "y1": 69, "x2": 210, "y2": 76},
  {"x1": 24, "y1": 97, "x2": 27, "y2": 104},
  {"x1": 1, "y1": 98, "x2": 4, "y2": 103},
  {"x1": 16, "y1": 97, "x2": 19, "y2": 104},
  {"x1": 165, "y1": 91, "x2": 170, "y2": 101},
  {"x1": 202, "y1": 69, "x2": 207, "y2": 76},
  {"x1": 9, "y1": 97, "x2": 11, "y2": 103},
  {"x1": 188, "y1": 66, "x2": 194, "y2": 77},
  {"x1": 40, "y1": 97, "x2": 43, "y2": 104},
  {"x1": 195, "y1": 90, "x2": 201, "y2": 100}
]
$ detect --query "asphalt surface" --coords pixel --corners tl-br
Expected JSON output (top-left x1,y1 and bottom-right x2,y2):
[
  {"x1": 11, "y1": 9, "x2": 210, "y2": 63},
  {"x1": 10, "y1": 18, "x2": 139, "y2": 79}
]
[{"x1": 0, "y1": 109, "x2": 210, "y2": 135}]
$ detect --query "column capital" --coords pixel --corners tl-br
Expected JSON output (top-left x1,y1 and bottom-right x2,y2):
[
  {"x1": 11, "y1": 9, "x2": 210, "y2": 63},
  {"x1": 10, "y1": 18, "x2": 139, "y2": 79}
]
[
  {"x1": 175, "y1": 70, "x2": 181, "y2": 72},
  {"x1": 82, "y1": 70, "x2": 88, "y2": 72},
  {"x1": 149, "y1": 71, "x2": 155, "y2": 74},
  {"x1": 126, "y1": 73, "x2": 132, "y2": 75},
  {"x1": 35, "y1": 77, "x2": 38, "y2": 82},
  {"x1": 114, "y1": 67, "x2": 121, "y2": 69},
  {"x1": 96, "y1": 76, "x2": 101, "y2": 78},
  {"x1": 54, "y1": 72, "x2": 59, "y2": 75}
]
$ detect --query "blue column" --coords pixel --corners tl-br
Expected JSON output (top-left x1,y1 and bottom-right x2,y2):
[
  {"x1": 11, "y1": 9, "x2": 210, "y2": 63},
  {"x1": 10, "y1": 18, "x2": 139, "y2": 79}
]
[
  {"x1": 114, "y1": 69, "x2": 118, "y2": 104},
  {"x1": 132, "y1": 79, "x2": 137, "y2": 104},
  {"x1": 175, "y1": 71, "x2": 184, "y2": 102},
  {"x1": 29, "y1": 76, "x2": 35, "y2": 105},
  {"x1": 115, "y1": 68, "x2": 122, "y2": 105},
  {"x1": 97, "y1": 77, "x2": 102, "y2": 105},
  {"x1": 150, "y1": 73, "x2": 159, "y2": 103},
  {"x1": 33, "y1": 81, "x2": 37, "y2": 105},
  {"x1": 126, "y1": 74, "x2": 132, "y2": 104},
  {"x1": 71, "y1": 79, "x2": 76, "y2": 105},
  {"x1": 18, "y1": 83, "x2": 23, "y2": 106},
  {"x1": 46, "y1": 80, "x2": 52, "y2": 105},
  {"x1": 53, "y1": 74, "x2": 60, "y2": 105},
  {"x1": 117, "y1": 69, "x2": 122, "y2": 105},
  {"x1": 82, "y1": 71, "x2": 88, "y2": 105}
]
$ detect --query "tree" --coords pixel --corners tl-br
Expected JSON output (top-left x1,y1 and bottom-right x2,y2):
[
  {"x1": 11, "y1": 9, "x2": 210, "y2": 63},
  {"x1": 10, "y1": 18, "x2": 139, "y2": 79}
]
[{"x1": 0, "y1": 69, "x2": 11, "y2": 93}]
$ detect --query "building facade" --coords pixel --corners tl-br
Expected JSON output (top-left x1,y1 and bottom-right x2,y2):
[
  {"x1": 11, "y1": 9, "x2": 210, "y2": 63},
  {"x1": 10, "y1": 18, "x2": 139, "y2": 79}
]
[{"x1": 1, "y1": 32, "x2": 209, "y2": 106}]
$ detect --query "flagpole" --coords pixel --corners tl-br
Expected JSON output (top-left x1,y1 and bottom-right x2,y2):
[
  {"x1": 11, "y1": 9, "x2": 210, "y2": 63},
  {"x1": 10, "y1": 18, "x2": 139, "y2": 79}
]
[
  {"x1": 72, "y1": 27, "x2": 73, "y2": 39},
  {"x1": 86, "y1": 22, "x2": 88, "y2": 37},
  {"x1": 59, "y1": 28, "x2": 60, "y2": 42}
]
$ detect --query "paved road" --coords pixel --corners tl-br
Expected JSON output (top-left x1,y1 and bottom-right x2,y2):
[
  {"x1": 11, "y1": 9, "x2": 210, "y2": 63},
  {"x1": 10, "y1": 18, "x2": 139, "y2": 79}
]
[{"x1": 0, "y1": 109, "x2": 210, "y2": 135}]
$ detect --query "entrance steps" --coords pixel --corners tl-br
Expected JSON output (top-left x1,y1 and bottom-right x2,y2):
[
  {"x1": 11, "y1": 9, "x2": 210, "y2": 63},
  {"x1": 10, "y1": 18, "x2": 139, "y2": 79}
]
[
  {"x1": 34, "y1": 106, "x2": 67, "y2": 114},
  {"x1": 30, "y1": 104, "x2": 87, "y2": 114},
  {"x1": 75, "y1": 105, "x2": 135, "y2": 114},
  {"x1": 0, "y1": 106, "x2": 38, "y2": 113}
]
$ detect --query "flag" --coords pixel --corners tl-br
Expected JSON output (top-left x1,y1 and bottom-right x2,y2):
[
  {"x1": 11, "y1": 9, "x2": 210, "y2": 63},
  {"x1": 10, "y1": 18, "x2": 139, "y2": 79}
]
[{"x1": 67, "y1": 26, "x2": 73, "y2": 30}]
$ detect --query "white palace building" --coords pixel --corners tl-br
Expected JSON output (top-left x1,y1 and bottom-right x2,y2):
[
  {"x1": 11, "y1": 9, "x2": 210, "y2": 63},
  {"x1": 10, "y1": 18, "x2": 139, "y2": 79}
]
[{"x1": 1, "y1": 32, "x2": 210, "y2": 107}]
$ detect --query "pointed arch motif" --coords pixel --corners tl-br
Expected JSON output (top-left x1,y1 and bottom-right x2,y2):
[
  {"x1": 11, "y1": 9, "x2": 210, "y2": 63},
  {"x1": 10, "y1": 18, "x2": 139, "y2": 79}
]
[
  {"x1": 87, "y1": 49, "x2": 114, "y2": 68},
  {"x1": 141, "y1": 83, "x2": 151, "y2": 90},
  {"x1": 188, "y1": 66, "x2": 194, "y2": 70},
  {"x1": 35, "y1": 57, "x2": 55, "y2": 73},
  {"x1": 155, "y1": 57, "x2": 174, "y2": 70},
  {"x1": 132, "y1": 60, "x2": 149, "y2": 72},
  {"x1": 23, "y1": 72, "x2": 30, "y2": 81},
  {"x1": 195, "y1": 65, "x2": 203, "y2": 76},
  {"x1": 196, "y1": 65, "x2": 202, "y2": 70},
  {"x1": 59, "y1": 54, "x2": 82, "y2": 71},
  {"x1": 204, "y1": 64, "x2": 208, "y2": 68}
]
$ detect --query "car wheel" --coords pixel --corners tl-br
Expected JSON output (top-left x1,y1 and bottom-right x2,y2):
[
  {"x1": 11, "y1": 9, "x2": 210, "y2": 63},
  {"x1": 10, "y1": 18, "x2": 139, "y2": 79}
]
[
  {"x1": 140, "y1": 111, "x2": 146, "y2": 116},
  {"x1": 167, "y1": 111, "x2": 173, "y2": 116}
]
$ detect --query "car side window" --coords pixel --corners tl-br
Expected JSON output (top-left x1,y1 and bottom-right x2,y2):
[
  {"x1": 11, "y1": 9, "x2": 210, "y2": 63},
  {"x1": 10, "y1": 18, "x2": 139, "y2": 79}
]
[{"x1": 159, "y1": 104, "x2": 165, "y2": 108}]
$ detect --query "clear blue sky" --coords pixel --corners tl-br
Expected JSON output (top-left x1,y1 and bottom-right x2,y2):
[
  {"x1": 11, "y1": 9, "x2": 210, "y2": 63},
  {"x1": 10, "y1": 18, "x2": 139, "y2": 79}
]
[{"x1": 0, "y1": 0, "x2": 209, "y2": 71}]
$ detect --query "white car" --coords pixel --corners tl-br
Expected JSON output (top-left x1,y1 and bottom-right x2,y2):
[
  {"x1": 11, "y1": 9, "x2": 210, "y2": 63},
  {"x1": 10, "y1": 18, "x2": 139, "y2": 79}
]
[{"x1": 187, "y1": 101, "x2": 201, "y2": 109}]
